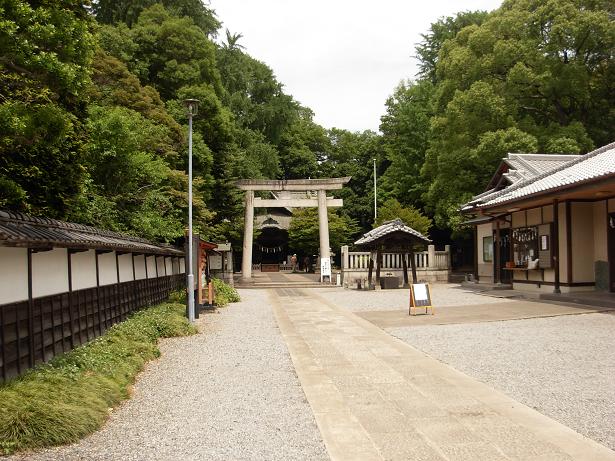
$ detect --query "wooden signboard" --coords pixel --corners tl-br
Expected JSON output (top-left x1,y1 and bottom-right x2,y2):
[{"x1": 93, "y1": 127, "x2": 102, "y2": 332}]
[{"x1": 409, "y1": 283, "x2": 433, "y2": 315}]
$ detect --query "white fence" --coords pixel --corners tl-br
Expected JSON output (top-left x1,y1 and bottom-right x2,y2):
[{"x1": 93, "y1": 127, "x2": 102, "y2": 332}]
[{"x1": 341, "y1": 245, "x2": 451, "y2": 287}]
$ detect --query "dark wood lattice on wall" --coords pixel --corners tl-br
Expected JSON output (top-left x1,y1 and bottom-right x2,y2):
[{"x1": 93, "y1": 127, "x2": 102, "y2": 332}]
[{"x1": 0, "y1": 274, "x2": 184, "y2": 383}]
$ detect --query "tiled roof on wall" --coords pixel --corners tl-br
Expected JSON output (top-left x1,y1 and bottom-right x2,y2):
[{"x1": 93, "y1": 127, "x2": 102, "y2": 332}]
[{"x1": 0, "y1": 211, "x2": 183, "y2": 255}]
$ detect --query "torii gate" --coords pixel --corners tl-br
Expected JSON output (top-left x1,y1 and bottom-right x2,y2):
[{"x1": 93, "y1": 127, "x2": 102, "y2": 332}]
[{"x1": 235, "y1": 177, "x2": 351, "y2": 281}]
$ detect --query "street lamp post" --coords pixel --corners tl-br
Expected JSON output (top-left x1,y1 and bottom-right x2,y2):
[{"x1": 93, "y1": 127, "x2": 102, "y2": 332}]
[
  {"x1": 184, "y1": 98, "x2": 199, "y2": 322},
  {"x1": 373, "y1": 158, "x2": 377, "y2": 222}
]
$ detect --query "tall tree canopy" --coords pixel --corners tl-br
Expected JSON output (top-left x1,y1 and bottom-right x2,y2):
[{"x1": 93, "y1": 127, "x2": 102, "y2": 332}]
[
  {"x1": 0, "y1": 0, "x2": 95, "y2": 216},
  {"x1": 2, "y1": 0, "x2": 613, "y2": 252},
  {"x1": 422, "y1": 0, "x2": 614, "y2": 229}
]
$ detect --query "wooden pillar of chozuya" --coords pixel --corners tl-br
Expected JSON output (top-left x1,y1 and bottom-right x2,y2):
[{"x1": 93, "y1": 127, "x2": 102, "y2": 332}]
[{"x1": 235, "y1": 178, "x2": 351, "y2": 282}]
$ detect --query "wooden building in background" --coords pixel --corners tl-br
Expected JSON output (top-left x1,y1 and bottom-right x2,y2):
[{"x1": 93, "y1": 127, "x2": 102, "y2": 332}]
[{"x1": 462, "y1": 142, "x2": 615, "y2": 294}]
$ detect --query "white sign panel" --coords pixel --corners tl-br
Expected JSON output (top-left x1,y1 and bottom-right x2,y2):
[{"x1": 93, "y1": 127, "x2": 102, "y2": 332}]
[
  {"x1": 320, "y1": 257, "x2": 331, "y2": 277},
  {"x1": 413, "y1": 283, "x2": 428, "y2": 301},
  {"x1": 209, "y1": 254, "x2": 223, "y2": 270}
]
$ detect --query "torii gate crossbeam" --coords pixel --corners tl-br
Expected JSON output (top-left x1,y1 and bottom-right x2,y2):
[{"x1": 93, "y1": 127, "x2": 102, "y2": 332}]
[{"x1": 235, "y1": 177, "x2": 351, "y2": 281}]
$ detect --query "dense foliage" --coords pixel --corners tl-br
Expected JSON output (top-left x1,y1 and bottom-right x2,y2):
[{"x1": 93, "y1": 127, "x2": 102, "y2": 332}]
[
  {"x1": 212, "y1": 278, "x2": 240, "y2": 306},
  {"x1": 288, "y1": 208, "x2": 360, "y2": 256},
  {"x1": 1, "y1": 0, "x2": 613, "y2": 250},
  {"x1": 415, "y1": 0, "x2": 615, "y2": 231}
]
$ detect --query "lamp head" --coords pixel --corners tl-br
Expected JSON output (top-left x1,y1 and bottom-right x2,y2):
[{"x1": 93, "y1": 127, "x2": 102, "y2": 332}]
[{"x1": 183, "y1": 99, "x2": 200, "y2": 116}]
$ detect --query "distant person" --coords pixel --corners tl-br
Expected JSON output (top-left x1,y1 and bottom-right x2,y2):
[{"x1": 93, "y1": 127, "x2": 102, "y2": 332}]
[
  {"x1": 303, "y1": 256, "x2": 310, "y2": 273},
  {"x1": 290, "y1": 254, "x2": 298, "y2": 272}
]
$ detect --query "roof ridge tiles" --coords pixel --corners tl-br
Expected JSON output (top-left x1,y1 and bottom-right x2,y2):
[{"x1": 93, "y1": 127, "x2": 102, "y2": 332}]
[{"x1": 465, "y1": 142, "x2": 615, "y2": 209}]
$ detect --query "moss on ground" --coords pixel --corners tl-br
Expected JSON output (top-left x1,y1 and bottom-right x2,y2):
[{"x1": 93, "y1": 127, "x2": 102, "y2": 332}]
[{"x1": 0, "y1": 302, "x2": 197, "y2": 455}]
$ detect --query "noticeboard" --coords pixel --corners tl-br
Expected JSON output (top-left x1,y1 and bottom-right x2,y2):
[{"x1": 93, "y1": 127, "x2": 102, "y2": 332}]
[
  {"x1": 409, "y1": 283, "x2": 434, "y2": 315},
  {"x1": 320, "y1": 257, "x2": 331, "y2": 277},
  {"x1": 209, "y1": 254, "x2": 223, "y2": 270}
]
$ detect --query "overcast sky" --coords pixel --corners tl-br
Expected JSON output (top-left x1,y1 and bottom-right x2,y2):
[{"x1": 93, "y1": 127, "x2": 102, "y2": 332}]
[{"x1": 209, "y1": 0, "x2": 504, "y2": 133}]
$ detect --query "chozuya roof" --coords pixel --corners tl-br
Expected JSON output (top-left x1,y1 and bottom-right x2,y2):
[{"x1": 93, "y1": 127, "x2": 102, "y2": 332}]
[
  {"x1": 462, "y1": 141, "x2": 615, "y2": 211},
  {"x1": 355, "y1": 219, "x2": 431, "y2": 246},
  {"x1": 0, "y1": 210, "x2": 183, "y2": 256}
]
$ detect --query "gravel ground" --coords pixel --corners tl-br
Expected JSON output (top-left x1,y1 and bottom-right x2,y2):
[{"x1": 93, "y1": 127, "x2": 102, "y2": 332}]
[
  {"x1": 389, "y1": 312, "x2": 615, "y2": 451},
  {"x1": 11, "y1": 289, "x2": 327, "y2": 461},
  {"x1": 314, "y1": 283, "x2": 515, "y2": 311}
]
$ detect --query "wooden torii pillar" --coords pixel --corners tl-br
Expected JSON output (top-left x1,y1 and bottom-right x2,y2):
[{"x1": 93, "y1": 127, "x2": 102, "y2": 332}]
[{"x1": 235, "y1": 178, "x2": 351, "y2": 281}]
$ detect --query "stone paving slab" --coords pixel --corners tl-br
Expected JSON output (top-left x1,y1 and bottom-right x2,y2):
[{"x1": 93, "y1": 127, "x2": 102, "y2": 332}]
[
  {"x1": 270, "y1": 288, "x2": 615, "y2": 461},
  {"x1": 354, "y1": 300, "x2": 607, "y2": 329}
]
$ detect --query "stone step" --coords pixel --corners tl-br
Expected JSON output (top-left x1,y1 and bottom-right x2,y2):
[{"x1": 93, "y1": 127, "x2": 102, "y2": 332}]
[{"x1": 236, "y1": 283, "x2": 336, "y2": 289}]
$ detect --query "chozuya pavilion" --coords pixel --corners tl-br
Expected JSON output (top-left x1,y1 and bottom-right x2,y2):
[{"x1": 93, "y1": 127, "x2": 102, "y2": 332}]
[{"x1": 462, "y1": 141, "x2": 615, "y2": 295}]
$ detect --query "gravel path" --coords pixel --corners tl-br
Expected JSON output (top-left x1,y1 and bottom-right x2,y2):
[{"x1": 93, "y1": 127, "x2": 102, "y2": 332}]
[
  {"x1": 389, "y1": 312, "x2": 615, "y2": 451},
  {"x1": 13, "y1": 289, "x2": 327, "y2": 461},
  {"x1": 314, "y1": 283, "x2": 515, "y2": 312}
]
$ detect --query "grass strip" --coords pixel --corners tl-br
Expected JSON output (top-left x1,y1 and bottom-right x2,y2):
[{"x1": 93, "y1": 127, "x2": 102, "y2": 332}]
[{"x1": 0, "y1": 301, "x2": 197, "y2": 455}]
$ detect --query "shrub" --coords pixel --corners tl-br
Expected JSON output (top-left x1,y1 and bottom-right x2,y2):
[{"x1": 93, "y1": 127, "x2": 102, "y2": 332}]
[
  {"x1": 0, "y1": 302, "x2": 196, "y2": 455},
  {"x1": 213, "y1": 278, "x2": 240, "y2": 307}
]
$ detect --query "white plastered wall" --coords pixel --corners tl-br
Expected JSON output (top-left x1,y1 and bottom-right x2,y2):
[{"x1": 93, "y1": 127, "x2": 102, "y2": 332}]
[
  {"x1": 526, "y1": 208, "x2": 541, "y2": 226},
  {"x1": 117, "y1": 253, "x2": 134, "y2": 283},
  {"x1": 593, "y1": 201, "x2": 608, "y2": 261},
  {"x1": 476, "y1": 223, "x2": 493, "y2": 282},
  {"x1": 71, "y1": 250, "x2": 97, "y2": 290},
  {"x1": 32, "y1": 248, "x2": 69, "y2": 298},
  {"x1": 97, "y1": 251, "x2": 118, "y2": 286},
  {"x1": 134, "y1": 255, "x2": 146, "y2": 280},
  {"x1": 571, "y1": 202, "x2": 595, "y2": 283},
  {"x1": 0, "y1": 247, "x2": 28, "y2": 304},
  {"x1": 156, "y1": 256, "x2": 166, "y2": 276},
  {"x1": 165, "y1": 257, "x2": 173, "y2": 275},
  {"x1": 145, "y1": 256, "x2": 156, "y2": 278},
  {"x1": 179, "y1": 258, "x2": 186, "y2": 274},
  {"x1": 512, "y1": 211, "x2": 525, "y2": 228},
  {"x1": 558, "y1": 201, "x2": 568, "y2": 284}
]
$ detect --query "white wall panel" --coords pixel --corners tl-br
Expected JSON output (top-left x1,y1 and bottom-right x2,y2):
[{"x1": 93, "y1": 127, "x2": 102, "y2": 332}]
[
  {"x1": 146, "y1": 256, "x2": 156, "y2": 278},
  {"x1": 71, "y1": 250, "x2": 97, "y2": 290},
  {"x1": 97, "y1": 252, "x2": 118, "y2": 286},
  {"x1": 32, "y1": 248, "x2": 69, "y2": 298},
  {"x1": 118, "y1": 253, "x2": 134, "y2": 282},
  {"x1": 134, "y1": 255, "x2": 146, "y2": 280},
  {"x1": 156, "y1": 256, "x2": 166, "y2": 276},
  {"x1": 0, "y1": 247, "x2": 28, "y2": 304}
]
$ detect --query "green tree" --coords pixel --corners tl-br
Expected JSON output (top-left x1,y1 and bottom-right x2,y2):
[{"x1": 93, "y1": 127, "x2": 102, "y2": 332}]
[
  {"x1": 421, "y1": 0, "x2": 615, "y2": 230},
  {"x1": 93, "y1": 0, "x2": 221, "y2": 36},
  {"x1": 288, "y1": 209, "x2": 360, "y2": 256},
  {"x1": 277, "y1": 114, "x2": 328, "y2": 179},
  {"x1": 216, "y1": 44, "x2": 300, "y2": 145},
  {"x1": 375, "y1": 198, "x2": 432, "y2": 237},
  {"x1": 126, "y1": 4, "x2": 223, "y2": 99},
  {"x1": 0, "y1": 0, "x2": 95, "y2": 217},
  {"x1": 321, "y1": 128, "x2": 383, "y2": 231},
  {"x1": 73, "y1": 105, "x2": 187, "y2": 241},
  {"x1": 415, "y1": 10, "x2": 489, "y2": 83},
  {"x1": 379, "y1": 80, "x2": 433, "y2": 207}
]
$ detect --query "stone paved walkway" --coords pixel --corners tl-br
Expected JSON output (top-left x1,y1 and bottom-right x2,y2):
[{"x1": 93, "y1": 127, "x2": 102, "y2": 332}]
[{"x1": 270, "y1": 288, "x2": 615, "y2": 461}]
